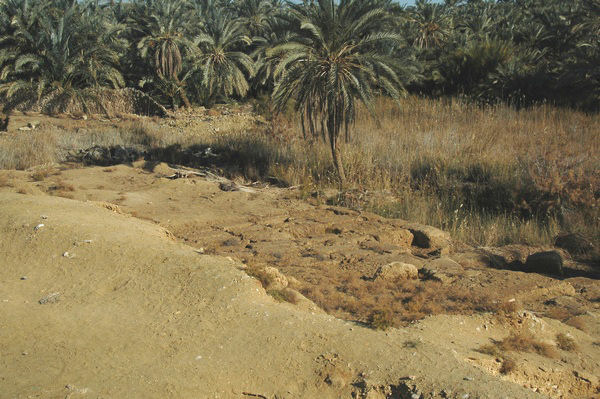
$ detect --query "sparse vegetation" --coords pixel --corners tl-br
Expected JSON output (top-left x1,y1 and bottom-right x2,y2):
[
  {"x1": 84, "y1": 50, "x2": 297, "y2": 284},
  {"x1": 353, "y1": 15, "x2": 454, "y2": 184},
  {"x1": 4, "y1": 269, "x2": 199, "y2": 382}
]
[
  {"x1": 499, "y1": 358, "x2": 516, "y2": 375},
  {"x1": 498, "y1": 328, "x2": 559, "y2": 359},
  {"x1": 479, "y1": 325, "x2": 560, "y2": 360},
  {"x1": 556, "y1": 333, "x2": 578, "y2": 352},
  {"x1": 565, "y1": 316, "x2": 588, "y2": 332},
  {"x1": 0, "y1": 172, "x2": 12, "y2": 187},
  {"x1": 368, "y1": 309, "x2": 395, "y2": 331},
  {"x1": 299, "y1": 269, "x2": 501, "y2": 327},
  {"x1": 3, "y1": 95, "x2": 596, "y2": 249},
  {"x1": 266, "y1": 288, "x2": 298, "y2": 305}
]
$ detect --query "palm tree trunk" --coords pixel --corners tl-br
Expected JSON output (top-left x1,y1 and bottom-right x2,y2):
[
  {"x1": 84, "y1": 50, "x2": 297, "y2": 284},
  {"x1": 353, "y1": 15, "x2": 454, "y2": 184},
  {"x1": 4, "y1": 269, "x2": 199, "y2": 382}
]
[
  {"x1": 327, "y1": 117, "x2": 346, "y2": 185},
  {"x1": 331, "y1": 136, "x2": 346, "y2": 185},
  {"x1": 175, "y1": 77, "x2": 192, "y2": 108},
  {"x1": 180, "y1": 90, "x2": 192, "y2": 108}
]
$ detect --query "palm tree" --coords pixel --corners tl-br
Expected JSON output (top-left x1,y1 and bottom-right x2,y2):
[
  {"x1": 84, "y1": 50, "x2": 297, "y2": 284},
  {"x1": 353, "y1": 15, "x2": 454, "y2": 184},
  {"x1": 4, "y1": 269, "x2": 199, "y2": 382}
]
[
  {"x1": 133, "y1": 0, "x2": 195, "y2": 108},
  {"x1": 232, "y1": 0, "x2": 277, "y2": 37},
  {"x1": 0, "y1": 0, "x2": 125, "y2": 113},
  {"x1": 191, "y1": 8, "x2": 254, "y2": 106},
  {"x1": 409, "y1": 0, "x2": 451, "y2": 49},
  {"x1": 271, "y1": 0, "x2": 405, "y2": 184},
  {"x1": 251, "y1": 18, "x2": 292, "y2": 91}
]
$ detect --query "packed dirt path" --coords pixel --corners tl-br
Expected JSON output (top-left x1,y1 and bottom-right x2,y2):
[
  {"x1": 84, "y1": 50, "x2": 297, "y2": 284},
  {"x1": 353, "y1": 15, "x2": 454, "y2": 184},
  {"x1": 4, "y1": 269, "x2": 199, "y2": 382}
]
[{"x1": 1, "y1": 163, "x2": 599, "y2": 398}]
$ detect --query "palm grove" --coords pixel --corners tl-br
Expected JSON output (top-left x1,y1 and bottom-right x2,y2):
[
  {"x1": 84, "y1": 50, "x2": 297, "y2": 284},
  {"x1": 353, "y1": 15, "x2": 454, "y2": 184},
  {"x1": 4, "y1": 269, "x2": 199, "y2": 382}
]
[{"x1": 1, "y1": 0, "x2": 599, "y2": 181}]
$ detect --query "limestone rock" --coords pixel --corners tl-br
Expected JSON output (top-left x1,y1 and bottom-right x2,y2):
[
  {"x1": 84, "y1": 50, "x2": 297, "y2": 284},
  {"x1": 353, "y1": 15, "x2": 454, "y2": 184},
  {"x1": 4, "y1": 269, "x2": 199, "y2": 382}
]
[
  {"x1": 376, "y1": 229, "x2": 414, "y2": 248},
  {"x1": 374, "y1": 262, "x2": 419, "y2": 281},
  {"x1": 419, "y1": 257, "x2": 462, "y2": 284},
  {"x1": 398, "y1": 222, "x2": 451, "y2": 253},
  {"x1": 525, "y1": 251, "x2": 563, "y2": 276},
  {"x1": 263, "y1": 266, "x2": 288, "y2": 290}
]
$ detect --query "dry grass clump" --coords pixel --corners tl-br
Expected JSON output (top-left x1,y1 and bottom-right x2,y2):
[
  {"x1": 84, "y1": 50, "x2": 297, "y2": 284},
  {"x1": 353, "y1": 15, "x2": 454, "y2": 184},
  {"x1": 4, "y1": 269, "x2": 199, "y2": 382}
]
[
  {"x1": 499, "y1": 358, "x2": 517, "y2": 375},
  {"x1": 565, "y1": 316, "x2": 588, "y2": 332},
  {"x1": 368, "y1": 309, "x2": 394, "y2": 330},
  {"x1": 555, "y1": 333, "x2": 578, "y2": 351},
  {"x1": 266, "y1": 288, "x2": 299, "y2": 304},
  {"x1": 0, "y1": 173, "x2": 13, "y2": 187},
  {"x1": 298, "y1": 271, "x2": 501, "y2": 328},
  {"x1": 499, "y1": 329, "x2": 559, "y2": 358},
  {"x1": 479, "y1": 326, "x2": 558, "y2": 360}
]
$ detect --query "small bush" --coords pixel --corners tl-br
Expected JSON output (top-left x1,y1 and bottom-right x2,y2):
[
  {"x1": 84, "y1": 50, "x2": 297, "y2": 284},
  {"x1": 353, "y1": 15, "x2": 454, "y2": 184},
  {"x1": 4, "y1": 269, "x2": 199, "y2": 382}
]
[
  {"x1": 499, "y1": 329, "x2": 558, "y2": 358},
  {"x1": 565, "y1": 316, "x2": 588, "y2": 332},
  {"x1": 31, "y1": 169, "x2": 51, "y2": 181},
  {"x1": 368, "y1": 309, "x2": 395, "y2": 330},
  {"x1": 556, "y1": 333, "x2": 578, "y2": 352},
  {"x1": 266, "y1": 288, "x2": 299, "y2": 304},
  {"x1": 478, "y1": 343, "x2": 501, "y2": 357},
  {"x1": 0, "y1": 173, "x2": 12, "y2": 187},
  {"x1": 246, "y1": 268, "x2": 274, "y2": 289},
  {"x1": 500, "y1": 358, "x2": 516, "y2": 375}
]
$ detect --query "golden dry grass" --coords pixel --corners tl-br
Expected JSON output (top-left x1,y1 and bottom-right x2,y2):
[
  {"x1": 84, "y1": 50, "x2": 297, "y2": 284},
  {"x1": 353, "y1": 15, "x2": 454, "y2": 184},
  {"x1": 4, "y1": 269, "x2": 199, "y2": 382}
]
[
  {"x1": 499, "y1": 329, "x2": 559, "y2": 358},
  {"x1": 556, "y1": 333, "x2": 578, "y2": 351},
  {"x1": 565, "y1": 316, "x2": 588, "y2": 332},
  {"x1": 262, "y1": 96, "x2": 599, "y2": 248},
  {"x1": 499, "y1": 358, "x2": 517, "y2": 374},
  {"x1": 1, "y1": 96, "x2": 598, "y2": 249},
  {"x1": 297, "y1": 270, "x2": 502, "y2": 327},
  {"x1": 479, "y1": 325, "x2": 559, "y2": 359}
]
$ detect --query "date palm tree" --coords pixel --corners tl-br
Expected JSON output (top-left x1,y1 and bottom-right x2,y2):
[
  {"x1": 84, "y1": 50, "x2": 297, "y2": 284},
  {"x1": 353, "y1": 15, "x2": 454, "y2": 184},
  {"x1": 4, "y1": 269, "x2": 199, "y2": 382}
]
[
  {"x1": 271, "y1": 0, "x2": 405, "y2": 184},
  {"x1": 0, "y1": 0, "x2": 125, "y2": 112},
  {"x1": 133, "y1": 0, "x2": 195, "y2": 108},
  {"x1": 409, "y1": 0, "x2": 451, "y2": 49},
  {"x1": 191, "y1": 7, "x2": 254, "y2": 106}
]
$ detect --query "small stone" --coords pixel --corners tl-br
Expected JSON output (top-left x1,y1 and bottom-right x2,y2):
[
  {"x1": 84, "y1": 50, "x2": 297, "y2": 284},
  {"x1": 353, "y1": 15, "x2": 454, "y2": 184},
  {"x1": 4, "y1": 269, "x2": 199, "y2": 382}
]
[
  {"x1": 40, "y1": 215, "x2": 48, "y2": 219},
  {"x1": 63, "y1": 252, "x2": 70, "y2": 257},
  {"x1": 373, "y1": 262, "x2": 419, "y2": 280},
  {"x1": 39, "y1": 292, "x2": 60, "y2": 305},
  {"x1": 262, "y1": 266, "x2": 288, "y2": 290}
]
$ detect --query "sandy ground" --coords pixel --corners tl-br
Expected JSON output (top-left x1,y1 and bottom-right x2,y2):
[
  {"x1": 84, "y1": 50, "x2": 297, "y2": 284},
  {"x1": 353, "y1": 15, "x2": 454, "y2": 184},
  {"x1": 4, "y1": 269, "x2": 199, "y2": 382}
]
[{"x1": 1, "y1": 161, "x2": 599, "y2": 398}]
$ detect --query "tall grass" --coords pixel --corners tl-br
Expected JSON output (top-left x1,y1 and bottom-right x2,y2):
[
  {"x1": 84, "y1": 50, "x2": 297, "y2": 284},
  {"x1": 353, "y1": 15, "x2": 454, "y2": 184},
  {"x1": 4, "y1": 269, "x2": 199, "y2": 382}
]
[
  {"x1": 1, "y1": 96, "x2": 598, "y2": 248},
  {"x1": 266, "y1": 96, "x2": 599, "y2": 247}
]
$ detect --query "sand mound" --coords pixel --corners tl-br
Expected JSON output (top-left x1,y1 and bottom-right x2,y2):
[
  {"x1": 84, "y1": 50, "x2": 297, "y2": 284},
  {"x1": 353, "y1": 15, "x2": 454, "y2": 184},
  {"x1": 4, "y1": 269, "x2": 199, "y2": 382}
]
[{"x1": 0, "y1": 191, "x2": 544, "y2": 398}]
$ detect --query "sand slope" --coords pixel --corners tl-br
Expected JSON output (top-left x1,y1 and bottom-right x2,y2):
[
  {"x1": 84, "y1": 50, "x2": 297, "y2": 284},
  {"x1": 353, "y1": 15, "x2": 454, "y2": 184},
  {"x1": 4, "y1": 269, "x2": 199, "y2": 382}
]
[{"x1": 0, "y1": 191, "x2": 548, "y2": 399}]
